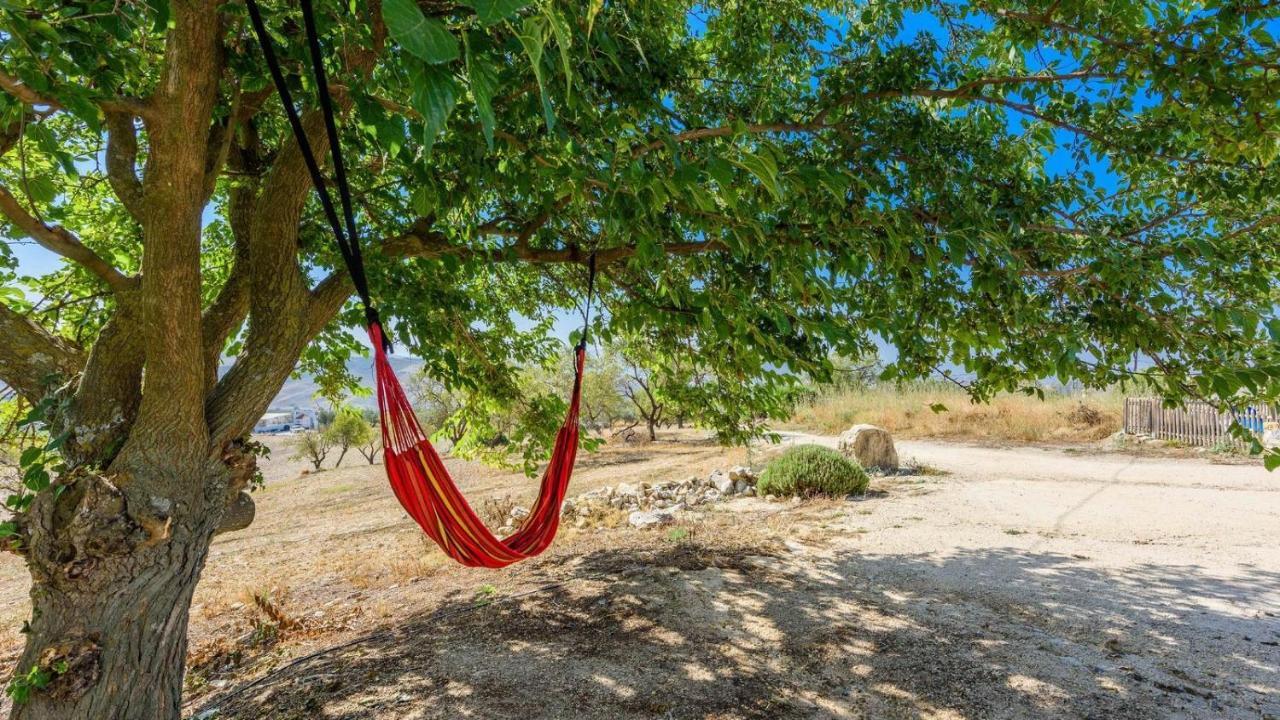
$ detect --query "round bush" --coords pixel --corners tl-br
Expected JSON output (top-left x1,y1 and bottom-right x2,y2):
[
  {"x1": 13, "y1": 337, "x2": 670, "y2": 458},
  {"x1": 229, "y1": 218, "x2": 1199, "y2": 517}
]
[{"x1": 757, "y1": 444, "x2": 870, "y2": 497}]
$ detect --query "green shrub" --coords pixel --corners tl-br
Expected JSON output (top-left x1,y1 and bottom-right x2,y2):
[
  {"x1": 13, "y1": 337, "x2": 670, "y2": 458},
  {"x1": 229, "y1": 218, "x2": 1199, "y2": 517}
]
[{"x1": 758, "y1": 444, "x2": 869, "y2": 497}]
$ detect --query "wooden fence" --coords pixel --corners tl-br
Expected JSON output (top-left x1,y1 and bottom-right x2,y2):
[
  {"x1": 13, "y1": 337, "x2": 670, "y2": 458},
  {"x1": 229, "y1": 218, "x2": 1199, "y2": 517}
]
[{"x1": 1123, "y1": 397, "x2": 1279, "y2": 447}]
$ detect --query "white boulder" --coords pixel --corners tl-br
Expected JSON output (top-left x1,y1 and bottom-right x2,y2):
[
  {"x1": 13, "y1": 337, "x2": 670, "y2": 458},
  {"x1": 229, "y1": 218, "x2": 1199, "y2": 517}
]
[{"x1": 837, "y1": 424, "x2": 899, "y2": 470}]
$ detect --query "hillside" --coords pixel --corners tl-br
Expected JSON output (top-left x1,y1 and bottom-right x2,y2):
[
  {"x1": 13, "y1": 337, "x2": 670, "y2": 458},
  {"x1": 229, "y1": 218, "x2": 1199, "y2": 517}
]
[{"x1": 222, "y1": 355, "x2": 426, "y2": 412}]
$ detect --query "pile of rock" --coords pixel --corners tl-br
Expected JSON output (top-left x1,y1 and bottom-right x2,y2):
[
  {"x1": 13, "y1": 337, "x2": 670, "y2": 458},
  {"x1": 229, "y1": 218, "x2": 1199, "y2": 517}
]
[{"x1": 495, "y1": 466, "x2": 760, "y2": 533}]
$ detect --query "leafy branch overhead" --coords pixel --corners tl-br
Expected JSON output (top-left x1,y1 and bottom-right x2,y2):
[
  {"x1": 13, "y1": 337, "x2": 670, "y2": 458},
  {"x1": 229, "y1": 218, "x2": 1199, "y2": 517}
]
[{"x1": 0, "y1": 0, "x2": 1278, "y2": 469}]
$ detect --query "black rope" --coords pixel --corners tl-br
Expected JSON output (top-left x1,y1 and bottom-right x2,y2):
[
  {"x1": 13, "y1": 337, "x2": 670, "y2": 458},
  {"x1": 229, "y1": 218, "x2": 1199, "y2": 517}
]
[
  {"x1": 576, "y1": 252, "x2": 597, "y2": 353},
  {"x1": 244, "y1": 0, "x2": 388, "y2": 348}
]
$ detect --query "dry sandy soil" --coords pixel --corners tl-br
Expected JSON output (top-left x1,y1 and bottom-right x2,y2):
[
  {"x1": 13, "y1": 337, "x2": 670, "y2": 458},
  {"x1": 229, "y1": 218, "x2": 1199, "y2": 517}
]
[{"x1": 0, "y1": 431, "x2": 1276, "y2": 719}]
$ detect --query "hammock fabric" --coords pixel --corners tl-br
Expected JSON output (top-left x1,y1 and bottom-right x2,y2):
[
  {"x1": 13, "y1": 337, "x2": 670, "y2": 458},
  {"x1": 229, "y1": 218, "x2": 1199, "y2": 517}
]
[
  {"x1": 372, "y1": 324, "x2": 585, "y2": 567},
  {"x1": 247, "y1": 0, "x2": 590, "y2": 568}
]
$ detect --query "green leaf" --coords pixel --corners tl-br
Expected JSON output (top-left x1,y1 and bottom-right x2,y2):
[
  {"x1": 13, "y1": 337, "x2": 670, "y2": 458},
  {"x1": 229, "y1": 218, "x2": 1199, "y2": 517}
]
[
  {"x1": 517, "y1": 17, "x2": 555, "y2": 130},
  {"x1": 586, "y1": 0, "x2": 603, "y2": 37},
  {"x1": 466, "y1": 0, "x2": 529, "y2": 25},
  {"x1": 25, "y1": 176, "x2": 58, "y2": 205},
  {"x1": 546, "y1": 7, "x2": 574, "y2": 95},
  {"x1": 19, "y1": 447, "x2": 41, "y2": 467},
  {"x1": 410, "y1": 64, "x2": 459, "y2": 155},
  {"x1": 383, "y1": 0, "x2": 459, "y2": 64},
  {"x1": 411, "y1": 184, "x2": 438, "y2": 216},
  {"x1": 929, "y1": 403, "x2": 948, "y2": 414},
  {"x1": 731, "y1": 150, "x2": 783, "y2": 202},
  {"x1": 22, "y1": 465, "x2": 49, "y2": 491},
  {"x1": 1265, "y1": 450, "x2": 1280, "y2": 472},
  {"x1": 466, "y1": 48, "x2": 499, "y2": 151}
]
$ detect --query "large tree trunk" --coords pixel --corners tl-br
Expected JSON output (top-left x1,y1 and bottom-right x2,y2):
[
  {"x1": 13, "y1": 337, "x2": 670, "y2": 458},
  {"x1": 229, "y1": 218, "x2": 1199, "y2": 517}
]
[{"x1": 8, "y1": 457, "x2": 241, "y2": 720}]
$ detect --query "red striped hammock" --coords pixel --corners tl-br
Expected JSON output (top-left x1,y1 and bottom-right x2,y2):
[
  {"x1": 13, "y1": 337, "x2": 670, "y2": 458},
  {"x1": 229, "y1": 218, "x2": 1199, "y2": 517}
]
[
  {"x1": 370, "y1": 323, "x2": 583, "y2": 568},
  {"x1": 247, "y1": 0, "x2": 584, "y2": 569}
]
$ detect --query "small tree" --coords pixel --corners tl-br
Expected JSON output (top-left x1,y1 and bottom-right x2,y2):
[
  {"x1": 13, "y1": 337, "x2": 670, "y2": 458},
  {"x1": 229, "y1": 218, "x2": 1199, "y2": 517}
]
[
  {"x1": 579, "y1": 349, "x2": 629, "y2": 432},
  {"x1": 621, "y1": 357, "x2": 664, "y2": 442},
  {"x1": 409, "y1": 373, "x2": 470, "y2": 446},
  {"x1": 325, "y1": 407, "x2": 374, "y2": 468},
  {"x1": 290, "y1": 431, "x2": 331, "y2": 472},
  {"x1": 357, "y1": 408, "x2": 382, "y2": 464}
]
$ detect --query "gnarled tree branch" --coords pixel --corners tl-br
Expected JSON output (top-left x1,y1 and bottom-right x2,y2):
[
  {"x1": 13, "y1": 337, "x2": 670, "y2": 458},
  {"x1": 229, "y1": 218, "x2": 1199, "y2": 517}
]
[
  {"x1": 0, "y1": 184, "x2": 135, "y2": 292},
  {"x1": 0, "y1": 301, "x2": 84, "y2": 402}
]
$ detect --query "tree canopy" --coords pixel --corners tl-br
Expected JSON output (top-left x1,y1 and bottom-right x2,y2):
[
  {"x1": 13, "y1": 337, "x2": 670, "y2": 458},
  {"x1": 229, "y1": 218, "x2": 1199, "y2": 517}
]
[
  {"x1": 3, "y1": 1, "x2": 1277, "y2": 465},
  {"x1": 1, "y1": 0, "x2": 1278, "y2": 715}
]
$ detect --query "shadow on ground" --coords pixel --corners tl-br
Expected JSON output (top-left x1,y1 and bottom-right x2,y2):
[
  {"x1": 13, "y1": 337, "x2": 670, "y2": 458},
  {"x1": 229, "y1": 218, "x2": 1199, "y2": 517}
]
[{"x1": 192, "y1": 540, "x2": 1280, "y2": 720}]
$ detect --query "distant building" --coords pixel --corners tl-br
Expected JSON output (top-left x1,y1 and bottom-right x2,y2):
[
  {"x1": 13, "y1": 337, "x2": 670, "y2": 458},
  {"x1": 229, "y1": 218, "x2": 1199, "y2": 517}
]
[{"x1": 253, "y1": 406, "x2": 315, "y2": 434}]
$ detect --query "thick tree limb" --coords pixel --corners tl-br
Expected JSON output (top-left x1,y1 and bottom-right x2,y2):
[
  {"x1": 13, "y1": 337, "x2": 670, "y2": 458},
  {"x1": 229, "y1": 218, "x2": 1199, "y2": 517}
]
[
  {"x1": 384, "y1": 218, "x2": 723, "y2": 267},
  {"x1": 307, "y1": 272, "x2": 354, "y2": 337},
  {"x1": 104, "y1": 112, "x2": 146, "y2": 220},
  {"x1": 201, "y1": 176, "x2": 257, "y2": 390},
  {"x1": 115, "y1": 0, "x2": 226, "y2": 479},
  {"x1": 0, "y1": 184, "x2": 135, "y2": 291},
  {"x1": 65, "y1": 298, "x2": 145, "y2": 466},
  {"x1": 206, "y1": 111, "x2": 334, "y2": 447},
  {"x1": 0, "y1": 302, "x2": 84, "y2": 402}
]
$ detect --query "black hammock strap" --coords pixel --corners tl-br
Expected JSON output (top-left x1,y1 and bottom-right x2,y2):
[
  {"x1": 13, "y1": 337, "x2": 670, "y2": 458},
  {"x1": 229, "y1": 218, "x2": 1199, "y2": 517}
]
[
  {"x1": 245, "y1": 0, "x2": 596, "y2": 357},
  {"x1": 245, "y1": 0, "x2": 382, "y2": 344},
  {"x1": 577, "y1": 252, "x2": 597, "y2": 351}
]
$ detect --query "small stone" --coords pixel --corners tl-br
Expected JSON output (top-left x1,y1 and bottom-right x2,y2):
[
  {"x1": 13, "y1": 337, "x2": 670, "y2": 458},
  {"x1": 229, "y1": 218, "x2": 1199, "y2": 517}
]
[
  {"x1": 709, "y1": 472, "x2": 734, "y2": 494},
  {"x1": 703, "y1": 488, "x2": 722, "y2": 503},
  {"x1": 734, "y1": 479, "x2": 750, "y2": 495},
  {"x1": 628, "y1": 509, "x2": 676, "y2": 529}
]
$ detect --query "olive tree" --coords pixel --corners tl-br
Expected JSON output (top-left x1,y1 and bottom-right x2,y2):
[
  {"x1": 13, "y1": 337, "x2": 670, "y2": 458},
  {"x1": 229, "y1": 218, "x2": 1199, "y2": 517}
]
[{"x1": 0, "y1": 0, "x2": 1278, "y2": 717}]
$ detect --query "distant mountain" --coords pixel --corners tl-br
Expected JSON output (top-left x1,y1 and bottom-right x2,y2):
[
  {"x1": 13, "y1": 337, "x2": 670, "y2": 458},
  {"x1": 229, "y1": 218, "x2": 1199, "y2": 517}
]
[{"x1": 221, "y1": 355, "x2": 425, "y2": 412}]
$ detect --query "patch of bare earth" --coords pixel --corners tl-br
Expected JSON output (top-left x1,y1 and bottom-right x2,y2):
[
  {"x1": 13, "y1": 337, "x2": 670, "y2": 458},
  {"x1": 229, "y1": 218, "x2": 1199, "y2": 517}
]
[{"x1": 1, "y1": 431, "x2": 1277, "y2": 719}]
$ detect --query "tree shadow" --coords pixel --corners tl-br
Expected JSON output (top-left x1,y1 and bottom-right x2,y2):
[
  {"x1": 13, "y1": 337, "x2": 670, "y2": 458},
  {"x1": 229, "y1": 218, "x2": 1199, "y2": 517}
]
[{"x1": 192, "y1": 540, "x2": 1280, "y2": 719}]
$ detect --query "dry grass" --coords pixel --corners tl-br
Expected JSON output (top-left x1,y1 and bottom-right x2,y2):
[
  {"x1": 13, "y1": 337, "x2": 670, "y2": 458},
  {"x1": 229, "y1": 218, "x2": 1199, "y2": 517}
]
[{"x1": 785, "y1": 385, "x2": 1124, "y2": 443}]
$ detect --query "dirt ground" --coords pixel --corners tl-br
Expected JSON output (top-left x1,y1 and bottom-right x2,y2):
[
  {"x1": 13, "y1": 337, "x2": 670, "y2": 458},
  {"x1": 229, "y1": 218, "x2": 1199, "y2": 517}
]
[{"x1": 0, "y1": 431, "x2": 1276, "y2": 719}]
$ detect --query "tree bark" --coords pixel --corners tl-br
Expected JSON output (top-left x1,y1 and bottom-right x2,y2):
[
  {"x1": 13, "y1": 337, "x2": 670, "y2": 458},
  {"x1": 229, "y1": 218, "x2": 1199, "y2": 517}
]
[{"x1": 10, "y1": 462, "x2": 230, "y2": 720}]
